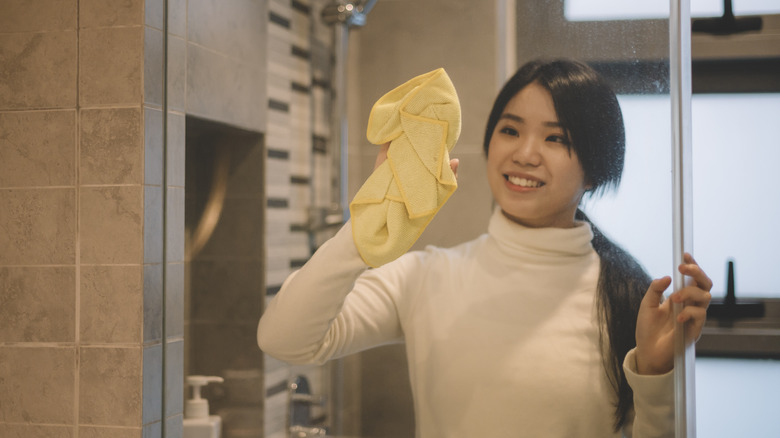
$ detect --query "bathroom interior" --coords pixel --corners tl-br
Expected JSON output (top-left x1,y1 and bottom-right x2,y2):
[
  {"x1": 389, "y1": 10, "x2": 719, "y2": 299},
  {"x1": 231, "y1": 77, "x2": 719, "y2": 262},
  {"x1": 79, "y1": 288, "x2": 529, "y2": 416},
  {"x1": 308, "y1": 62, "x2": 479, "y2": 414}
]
[{"x1": 1, "y1": 0, "x2": 779, "y2": 437}]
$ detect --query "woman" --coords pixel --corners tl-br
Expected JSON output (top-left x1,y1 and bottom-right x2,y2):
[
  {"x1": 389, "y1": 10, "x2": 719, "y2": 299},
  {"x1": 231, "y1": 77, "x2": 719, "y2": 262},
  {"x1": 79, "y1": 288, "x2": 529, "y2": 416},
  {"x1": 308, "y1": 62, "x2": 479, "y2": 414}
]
[{"x1": 258, "y1": 59, "x2": 712, "y2": 437}]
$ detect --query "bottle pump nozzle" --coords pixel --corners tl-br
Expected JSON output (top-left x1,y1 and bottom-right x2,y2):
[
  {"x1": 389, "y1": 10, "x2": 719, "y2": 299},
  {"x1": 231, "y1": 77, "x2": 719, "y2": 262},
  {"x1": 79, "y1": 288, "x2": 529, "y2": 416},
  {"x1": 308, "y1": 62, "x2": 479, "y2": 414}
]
[{"x1": 185, "y1": 375, "x2": 224, "y2": 419}]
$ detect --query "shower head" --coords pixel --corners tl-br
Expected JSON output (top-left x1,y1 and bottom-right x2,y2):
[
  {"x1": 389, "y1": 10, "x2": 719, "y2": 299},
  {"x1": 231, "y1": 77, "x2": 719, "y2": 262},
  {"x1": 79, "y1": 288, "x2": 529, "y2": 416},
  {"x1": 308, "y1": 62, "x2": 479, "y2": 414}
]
[{"x1": 321, "y1": 0, "x2": 378, "y2": 27}]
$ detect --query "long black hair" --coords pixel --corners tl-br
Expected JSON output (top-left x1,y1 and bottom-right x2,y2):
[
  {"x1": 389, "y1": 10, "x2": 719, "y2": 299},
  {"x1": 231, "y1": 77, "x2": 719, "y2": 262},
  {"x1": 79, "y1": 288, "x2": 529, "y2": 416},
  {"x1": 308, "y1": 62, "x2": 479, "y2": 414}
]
[{"x1": 484, "y1": 59, "x2": 651, "y2": 431}]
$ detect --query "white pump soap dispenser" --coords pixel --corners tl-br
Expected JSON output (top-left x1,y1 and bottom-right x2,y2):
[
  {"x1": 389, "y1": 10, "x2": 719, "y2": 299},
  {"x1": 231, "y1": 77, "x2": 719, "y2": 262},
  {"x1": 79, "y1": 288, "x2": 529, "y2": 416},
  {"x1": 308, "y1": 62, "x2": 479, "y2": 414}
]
[{"x1": 183, "y1": 375, "x2": 224, "y2": 438}]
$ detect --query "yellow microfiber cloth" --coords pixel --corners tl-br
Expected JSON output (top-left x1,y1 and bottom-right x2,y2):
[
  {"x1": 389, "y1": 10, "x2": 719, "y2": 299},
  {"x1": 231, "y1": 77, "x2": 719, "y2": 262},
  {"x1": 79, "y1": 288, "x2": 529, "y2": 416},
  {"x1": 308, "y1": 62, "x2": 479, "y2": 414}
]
[{"x1": 350, "y1": 68, "x2": 461, "y2": 268}]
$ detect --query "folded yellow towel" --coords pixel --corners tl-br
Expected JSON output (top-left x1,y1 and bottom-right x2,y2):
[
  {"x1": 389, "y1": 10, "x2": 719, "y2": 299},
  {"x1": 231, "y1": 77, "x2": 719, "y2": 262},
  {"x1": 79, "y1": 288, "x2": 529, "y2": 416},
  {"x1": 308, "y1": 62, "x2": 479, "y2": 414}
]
[{"x1": 350, "y1": 68, "x2": 461, "y2": 267}]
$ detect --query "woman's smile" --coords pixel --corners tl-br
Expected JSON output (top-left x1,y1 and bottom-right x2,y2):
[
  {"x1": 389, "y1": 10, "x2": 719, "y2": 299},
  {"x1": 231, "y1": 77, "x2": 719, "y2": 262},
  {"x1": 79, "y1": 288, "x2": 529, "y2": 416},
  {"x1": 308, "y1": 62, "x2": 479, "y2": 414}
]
[{"x1": 504, "y1": 174, "x2": 544, "y2": 189}]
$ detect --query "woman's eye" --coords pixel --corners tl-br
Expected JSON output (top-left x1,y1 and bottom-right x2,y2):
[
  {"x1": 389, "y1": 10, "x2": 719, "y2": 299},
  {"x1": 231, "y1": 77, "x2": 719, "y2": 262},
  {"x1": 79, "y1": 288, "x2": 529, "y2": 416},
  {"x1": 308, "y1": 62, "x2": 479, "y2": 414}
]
[
  {"x1": 546, "y1": 134, "x2": 570, "y2": 145},
  {"x1": 499, "y1": 126, "x2": 518, "y2": 136}
]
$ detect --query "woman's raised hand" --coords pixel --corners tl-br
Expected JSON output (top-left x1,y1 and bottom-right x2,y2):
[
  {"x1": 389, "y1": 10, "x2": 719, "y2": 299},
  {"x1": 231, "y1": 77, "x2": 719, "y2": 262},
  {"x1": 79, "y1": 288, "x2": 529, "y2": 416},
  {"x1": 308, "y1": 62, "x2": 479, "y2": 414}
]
[{"x1": 634, "y1": 253, "x2": 712, "y2": 375}]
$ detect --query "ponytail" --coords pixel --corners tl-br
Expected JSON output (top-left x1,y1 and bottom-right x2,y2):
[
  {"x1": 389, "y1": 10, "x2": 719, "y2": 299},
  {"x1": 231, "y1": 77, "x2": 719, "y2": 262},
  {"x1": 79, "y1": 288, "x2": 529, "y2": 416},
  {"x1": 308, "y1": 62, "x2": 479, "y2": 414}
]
[{"x1": 576, "y1": 209, "x2": 650, "y2": 431}]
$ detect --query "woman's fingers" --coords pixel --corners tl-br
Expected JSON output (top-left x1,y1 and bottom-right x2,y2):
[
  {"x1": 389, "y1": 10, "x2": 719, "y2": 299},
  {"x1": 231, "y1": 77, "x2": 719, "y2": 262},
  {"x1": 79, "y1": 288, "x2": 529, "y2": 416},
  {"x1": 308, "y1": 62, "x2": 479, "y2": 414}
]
[
  {"x1": 642, "y1": 276, "x2": 672, "y2": 309},
  {"x1": 450, "y1": 158, "x2": 459, "y2": 177},
  {"x1": 680, "y1": 253, "x2": 713, "y2": 291},
  {"x1": 373, "y1": 142, "x2": 390, "y2": 170}
]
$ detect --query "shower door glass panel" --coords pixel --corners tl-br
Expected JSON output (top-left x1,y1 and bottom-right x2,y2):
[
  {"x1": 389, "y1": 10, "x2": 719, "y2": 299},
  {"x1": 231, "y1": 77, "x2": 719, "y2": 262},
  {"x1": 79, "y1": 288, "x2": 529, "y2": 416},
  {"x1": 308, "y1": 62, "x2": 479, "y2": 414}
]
[
  {"x1": 565, "y1": 0, "x2": 780, "y2": 21},
  {"x1": 517, "y1": 0, "x2": 688, "y2": 433}
]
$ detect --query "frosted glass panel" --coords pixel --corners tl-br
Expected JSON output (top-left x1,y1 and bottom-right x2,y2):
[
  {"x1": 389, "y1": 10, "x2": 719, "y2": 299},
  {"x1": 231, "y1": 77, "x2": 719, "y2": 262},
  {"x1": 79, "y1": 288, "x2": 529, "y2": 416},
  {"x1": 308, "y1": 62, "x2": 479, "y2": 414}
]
[
  {"x1": 696, "y1": 358, "x2": 780, "y2": 436},
  {"x1": 565, "y1": 0, "x2": 779, "y2": 21},
  {"x1": 691, "y1": 94, "x2": 780, "y2": 298},
  {"x1": 582, "y1": 93, "x2": 780, "y2": 298}
]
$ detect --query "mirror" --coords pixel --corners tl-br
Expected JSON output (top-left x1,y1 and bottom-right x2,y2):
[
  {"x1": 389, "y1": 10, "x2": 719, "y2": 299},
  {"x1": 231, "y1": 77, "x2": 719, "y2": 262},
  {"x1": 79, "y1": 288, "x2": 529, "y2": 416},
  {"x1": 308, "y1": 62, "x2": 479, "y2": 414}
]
[{"x1": 172, "y1": 0, "x2": 778, "y2": 437}]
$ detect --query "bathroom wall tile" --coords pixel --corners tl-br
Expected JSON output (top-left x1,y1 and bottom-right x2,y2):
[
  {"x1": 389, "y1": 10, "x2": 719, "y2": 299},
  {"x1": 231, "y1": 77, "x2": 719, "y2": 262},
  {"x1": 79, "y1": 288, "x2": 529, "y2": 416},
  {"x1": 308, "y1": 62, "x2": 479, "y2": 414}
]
[
  {"x1": 197, "y1": 197, "x2": 264, "y2": 259},
  {"x1": 80, "y1": 186, "x2": 143, "y2": 264},
  {"x1": 166, "y1": 186, "x2": 185, "y2": 263},
  {"x1": 79, "y1": 426, "x2": 142, "y2": 438},
  {"x1": 186, "y1": 43, "x2": 266, "y2": 132},
  {"x1": 80, "y1": 107, "x2": 143, "y2": 185},
  {"x1": 80, "y1": 27, "x2": 143, "y2": 106},
  {"x1": 0, "y1": 424, "x2": 74, "y2": 438},
  {"x1": 144, "y1": 263, "x2": 163, "y2": 343},
  {"x1": 165, "y1": 340, "x2": 184, "y2": 417},
  {"x1": 142, "y1": 343, "x2": 163, "y2": 424},
  {"x1": 189, "y1": 260, "x2": 263, "y2": 322},
  {"x1": 0, "y1": 110, "x2": 76, "y2": 188},
  {"x1": 80, "y1": 0, "x2": 143, "y2": 28},
  {"x1": 80, "y1": 265, "x2": 143, "y2": 344},
  {"x1": 165, "y1": 112, "x2": 185, "y2": 187},
  {"x1": 166, "y1": 37, "x2": 186, "y2": 113},
  {"x1": 0, "y1": 31, "x2": 77, "y2": 110},
  {"x1": 144, "y1": 27, "x2": 164, "y2": 106},
  {"x1": 143, "y1": 422, "x2": 162, "y2": 438},
  {"x1": 0, "y1": 0, "x2": 77, "y2": 33},
  {"x1": 165, "y1": 262, "x2": 184, "y2": 339},
  {"x1": 144, "y1": 107, "x2": 164, "y2": 186},
  {"x1": 0, "y1": 267, "x2": 76, "y2": 343},
  {"x1": 145, "y1": 0, "x2": 164, "y2": 29},
  {"x1": 165, "y1": 414, "x2": 183, "y2": 438},
  {"x1": 228, "y1": 143, "x2": 265, "y2": 197},
  {"x1": 0, "y1": 346, "x2": 76, "y2": 424},
  {"x1": 0, "y1": 188, "x2": 76, "y2": 265},
  {"x1": 166, "y1": 0, "x2": 186, "y2": 37},
  {"x1": 187, "y1": 0, "x2": 267, "y2": 65},
  {"x1": 144, "y1": 185, "x2": 163, "y2": 263},
  {"x1": 190, "y1": 322, "x2": 262, "y2": 375},
  {"x1": 79, "y1": 346, "x2": 143, "y2": 426}
]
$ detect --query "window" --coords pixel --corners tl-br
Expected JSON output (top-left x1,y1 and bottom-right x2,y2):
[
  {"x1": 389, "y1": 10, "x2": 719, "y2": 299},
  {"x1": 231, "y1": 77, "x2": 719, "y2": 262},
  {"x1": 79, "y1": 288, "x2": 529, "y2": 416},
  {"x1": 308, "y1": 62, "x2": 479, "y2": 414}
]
[
  {"x1": 581, "y1": 93, "x2": 780, "y2": 299},
  {"x1": 565, "y1": 0, "x2": 780, "y2": 22}
]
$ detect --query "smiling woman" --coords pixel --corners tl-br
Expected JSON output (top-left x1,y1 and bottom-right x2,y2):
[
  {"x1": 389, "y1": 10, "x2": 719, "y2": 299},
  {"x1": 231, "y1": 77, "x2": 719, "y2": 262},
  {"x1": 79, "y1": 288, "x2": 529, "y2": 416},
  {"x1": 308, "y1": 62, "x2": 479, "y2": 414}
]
[{"x1": 258, "y1": 59, "x2": 714, "y2": 437}]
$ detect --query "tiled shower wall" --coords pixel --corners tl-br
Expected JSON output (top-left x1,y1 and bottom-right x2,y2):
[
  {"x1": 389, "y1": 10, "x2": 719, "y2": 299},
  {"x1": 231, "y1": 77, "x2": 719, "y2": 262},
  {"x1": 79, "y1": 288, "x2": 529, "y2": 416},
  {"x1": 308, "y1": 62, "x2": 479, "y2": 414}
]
[
  {"x1": 2, "y1": 0, "x2": 345, "y2": 437},
  {"x1": 0, "y1": 0, "x2": 178, "y2": 437},
  {"x1": 262, "y1": 1, "x2": 347, "y2": 437}
]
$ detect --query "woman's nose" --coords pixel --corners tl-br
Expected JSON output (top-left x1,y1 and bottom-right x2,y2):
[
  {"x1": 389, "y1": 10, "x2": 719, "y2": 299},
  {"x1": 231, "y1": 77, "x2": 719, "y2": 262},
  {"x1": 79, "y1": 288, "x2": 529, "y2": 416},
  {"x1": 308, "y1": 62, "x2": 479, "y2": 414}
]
[{"x1": 511, "y1": 137, "x2": 542, "y2": 166}]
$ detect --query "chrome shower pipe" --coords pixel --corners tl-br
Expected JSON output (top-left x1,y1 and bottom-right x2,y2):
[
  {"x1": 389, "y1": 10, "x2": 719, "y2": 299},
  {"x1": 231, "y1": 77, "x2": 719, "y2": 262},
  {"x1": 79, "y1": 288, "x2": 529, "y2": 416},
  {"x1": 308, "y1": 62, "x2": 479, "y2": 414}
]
[
  {"x1": 318, "y1": 4, "x2": 378, "y2": 437},
  {"x1": 321, "y1": 0, "x2": 377, "y2": 223}
]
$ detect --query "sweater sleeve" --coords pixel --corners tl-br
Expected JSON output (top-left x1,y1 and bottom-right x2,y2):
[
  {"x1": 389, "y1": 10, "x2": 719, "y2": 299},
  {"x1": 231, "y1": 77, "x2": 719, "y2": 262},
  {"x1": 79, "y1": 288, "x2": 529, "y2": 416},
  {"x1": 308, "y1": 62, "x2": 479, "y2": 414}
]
[
  {"x1": 257, "y1": 220, "x2": 406, "y2": 365},
  {"x1": 622, "y1": 348, "x2": 675, "y2": 438}
]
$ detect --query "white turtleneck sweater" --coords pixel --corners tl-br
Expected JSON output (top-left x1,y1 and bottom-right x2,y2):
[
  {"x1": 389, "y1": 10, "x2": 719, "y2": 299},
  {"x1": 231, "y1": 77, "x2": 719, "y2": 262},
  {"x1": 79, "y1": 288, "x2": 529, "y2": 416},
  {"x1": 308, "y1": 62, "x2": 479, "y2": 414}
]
[{"x1": 258, "y1": 209, "x2": 674, "y2": 438}]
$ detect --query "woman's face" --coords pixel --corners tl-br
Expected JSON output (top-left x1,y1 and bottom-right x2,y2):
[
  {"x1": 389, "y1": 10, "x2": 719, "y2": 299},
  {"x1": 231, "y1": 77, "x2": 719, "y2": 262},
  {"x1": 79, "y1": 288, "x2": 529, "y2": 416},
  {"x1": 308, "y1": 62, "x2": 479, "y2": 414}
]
[{"x1": 486, "y1": 82, "x2": 588, "y2": 228}]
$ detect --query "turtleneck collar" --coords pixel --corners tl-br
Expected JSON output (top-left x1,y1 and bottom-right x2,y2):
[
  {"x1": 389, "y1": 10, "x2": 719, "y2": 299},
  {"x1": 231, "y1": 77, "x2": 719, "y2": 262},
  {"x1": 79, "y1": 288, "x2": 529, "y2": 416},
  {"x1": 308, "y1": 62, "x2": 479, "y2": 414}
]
[{"x1": 486, "y1": 207, "x2": 594, "y2": 261}]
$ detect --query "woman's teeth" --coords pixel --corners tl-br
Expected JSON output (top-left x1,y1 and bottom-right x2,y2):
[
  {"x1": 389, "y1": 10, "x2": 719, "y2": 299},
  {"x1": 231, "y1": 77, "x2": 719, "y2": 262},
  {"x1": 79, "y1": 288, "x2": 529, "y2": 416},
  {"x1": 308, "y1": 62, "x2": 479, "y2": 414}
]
[{"x1": 507, "y1": 175, "x2": 542, "y2": 188}]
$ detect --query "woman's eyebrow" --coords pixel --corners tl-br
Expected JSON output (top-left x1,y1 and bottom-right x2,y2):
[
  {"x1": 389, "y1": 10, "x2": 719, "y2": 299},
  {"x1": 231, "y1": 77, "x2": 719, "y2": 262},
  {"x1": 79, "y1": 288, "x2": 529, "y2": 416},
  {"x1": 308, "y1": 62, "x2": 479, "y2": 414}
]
[{"x1": 499, "y1": 113, "x2": 563, "y2": 128}]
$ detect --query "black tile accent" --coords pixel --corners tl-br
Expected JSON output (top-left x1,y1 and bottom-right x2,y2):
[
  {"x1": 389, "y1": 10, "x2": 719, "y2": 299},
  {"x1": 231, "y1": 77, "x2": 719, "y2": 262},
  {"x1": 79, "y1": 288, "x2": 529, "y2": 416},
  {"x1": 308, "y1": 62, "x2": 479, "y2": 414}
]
[
  {"x1": 312, "y1": 135, "x2": 327, "y2": 154},
  {"x1": 290, "y1": 175, "x2": 310, "y2": 185},
  {"x1": 266, "y1": 284, "x2": 282, "y2": 296},
  {"x1": 268, "y1": 99, "x2": 290, "y2": 113},
  {"x1": 290, "y1": 258, "x2": 309, "y2": 269},
  {"x1": 266, "y1": 379, "x2": 288, "y2": 397},
  {"x1": 292, "y1": 0, "x2": 311, "y2": 15},
  {"x1": 292, "y1": 82, "x2": 311, "y2": 94},
  {"x1": 312, "y1": 78, "x2": 331, "y2": 90},
  {"x1": 290, "y1": 223, "x2": 308, "y2": 233},
  {"x1": 267, "y1": 148, "x2": 290, "y2": 160},
  {"x1": 269, "y1": 11, "x2": 290, "y2": 29},
  {"x1": 267, "y1": 198, "x2": 289, "y2": 209},
  {"x1": 292, "y1": 45, "x2": 311, "y2": 60}
]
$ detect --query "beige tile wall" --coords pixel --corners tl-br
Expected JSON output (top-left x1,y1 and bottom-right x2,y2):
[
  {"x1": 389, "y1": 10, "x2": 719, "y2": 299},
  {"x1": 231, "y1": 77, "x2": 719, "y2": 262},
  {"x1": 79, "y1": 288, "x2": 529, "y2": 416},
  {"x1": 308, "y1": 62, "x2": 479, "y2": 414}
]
[{"x1": 0, "y1": 0, "x2": 175, "y2": 437}]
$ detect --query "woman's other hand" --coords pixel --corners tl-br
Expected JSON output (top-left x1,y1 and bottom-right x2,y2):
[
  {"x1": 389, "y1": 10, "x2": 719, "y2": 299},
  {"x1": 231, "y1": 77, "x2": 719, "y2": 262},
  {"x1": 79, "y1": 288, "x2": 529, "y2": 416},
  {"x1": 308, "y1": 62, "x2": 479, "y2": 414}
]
[{"x1": 634, "y1": 253, "x2": 713, "y2": 375}]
